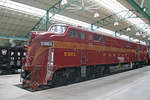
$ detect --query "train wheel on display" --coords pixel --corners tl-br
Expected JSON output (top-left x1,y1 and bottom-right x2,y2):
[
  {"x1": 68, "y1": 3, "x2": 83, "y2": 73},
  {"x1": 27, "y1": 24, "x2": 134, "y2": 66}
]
[
  {"x1": 103, "y1": 66, "x2": 110, "y2": 75},
  {"x1": 52, "y1": 69, "x2": 73, "y2": 86}
]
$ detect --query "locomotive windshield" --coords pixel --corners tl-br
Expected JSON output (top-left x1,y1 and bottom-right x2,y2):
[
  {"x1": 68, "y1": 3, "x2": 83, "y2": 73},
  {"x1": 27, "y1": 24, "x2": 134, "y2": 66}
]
[{"x1": 49, "y1": 25, "x2": 67, "y2": 34}]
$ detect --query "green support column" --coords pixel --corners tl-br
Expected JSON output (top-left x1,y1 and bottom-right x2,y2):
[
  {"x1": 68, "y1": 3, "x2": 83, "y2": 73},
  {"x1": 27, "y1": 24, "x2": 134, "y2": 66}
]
[
  {"x1": 140, "y1": 0, "x2": 145, "y2": 8},
  {"x1": 46, "y1": 10, "x2": 50, "y2": 31},
  {"x1": 115, "y1": 31, "x2": 117, "y2": 37},
  {"x1": 126, "y1": 0, "x2": 150, "y2": 19},
  {"x1": 32, "y1": 0, "x2": 78, "y2": 31},
  {"x1": 0, "y1": 35, "x2": 28, "y2": 41},
  {"x1": 91, "y1": 9, "x2": 147, "y2": 31},
  {"x1": 91, "y1": 24, "x2": 94, "y2": 30},
  {"x1": 148, "y1": 0, "x2": 150, "y2": 16}
]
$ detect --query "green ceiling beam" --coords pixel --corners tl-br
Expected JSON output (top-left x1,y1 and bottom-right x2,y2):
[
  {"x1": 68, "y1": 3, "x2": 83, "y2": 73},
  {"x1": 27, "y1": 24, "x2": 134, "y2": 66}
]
[
  {"x1": 117, "y1": 22, "x2": 150, "y2": 34},
  {"x1": 46, "y1": 10, "x2": 49, "y2": 31},
  {"x1": 32, "y1": 0, "x2": 63, "y2": 31},
  {"x1": 0, "y1": 35, "x2": 28, "y2": 41},
  {"x1": 115, "y1": 24, "x2": 150, "y2": 42},
  {"x1": 148, "y1": 0, "x2": 150, "y2": 16},
  {"x1": 32, "y1": 0, "x2": 77, "y2": 31},
  {"x1": 140, "y1": 0, "x2": 145, "y2": 8},
  {"x1": 126, "y1": 0, "x2": 150, "y2": 20},
  {"x1": 91, "y1": 10, "x2": 145, "y2": 30}
]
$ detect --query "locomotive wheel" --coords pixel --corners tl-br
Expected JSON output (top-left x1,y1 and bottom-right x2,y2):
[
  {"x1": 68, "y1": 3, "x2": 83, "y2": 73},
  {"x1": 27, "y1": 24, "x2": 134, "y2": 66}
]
[
  {"x1": 86, "y1": 66, "x2": 95, "y2": 80},
  {"x1": 52, "y1": 68, "x2": 84, "y2": 86},
  {"x1": 52, "y1": 71, "x2": 65, "y2": 86},
  {"x1": 52, "y1": 69, "x2": 73, "y2": 86},
  {"x1": 103, "y1": 66, "x2": 110, "y2": 75}
]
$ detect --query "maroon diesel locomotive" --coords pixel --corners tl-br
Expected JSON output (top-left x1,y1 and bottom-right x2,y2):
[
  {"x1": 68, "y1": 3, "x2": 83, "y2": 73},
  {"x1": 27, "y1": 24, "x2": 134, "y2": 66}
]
[{"x1": 21, "y1": 24, "x2": 148, "y2": 90}]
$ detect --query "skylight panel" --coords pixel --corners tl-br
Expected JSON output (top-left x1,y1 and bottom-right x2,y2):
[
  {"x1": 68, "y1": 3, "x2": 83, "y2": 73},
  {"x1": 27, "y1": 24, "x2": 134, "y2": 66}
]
[
  {"x1": 94, "y1": 0, "x2": 150, "y2": 35},
  {"x1": 0, "y1": 0, "x2": 45, "y2": 17},
  {"x1": 0, "y1": 0, "x2": 146, "y2": 44}
]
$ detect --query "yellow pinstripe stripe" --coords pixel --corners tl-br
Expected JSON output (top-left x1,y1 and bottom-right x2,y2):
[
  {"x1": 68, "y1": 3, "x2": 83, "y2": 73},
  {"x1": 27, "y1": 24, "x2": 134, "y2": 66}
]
[{"x1": 54, "y1": 41, "x2": 146, "y2": 54}]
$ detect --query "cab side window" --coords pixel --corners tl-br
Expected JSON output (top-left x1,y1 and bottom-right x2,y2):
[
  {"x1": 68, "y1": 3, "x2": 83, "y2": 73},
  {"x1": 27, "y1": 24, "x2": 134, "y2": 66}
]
[
  {"x1": 80, "y1": 32, "x2": 85, "y2": 39},
  {"x1": 94, "y1": 34, "x2": 100, "y2": 41},
  {"x1": 94, "y1": 34, "x2": 105, "y2": 43},
  {"x1": 89, "y1": 35, "x2": 93, "y2": 40},
  {"x1": 69, "y1": 29, "x2": 78, "y2": 38}
]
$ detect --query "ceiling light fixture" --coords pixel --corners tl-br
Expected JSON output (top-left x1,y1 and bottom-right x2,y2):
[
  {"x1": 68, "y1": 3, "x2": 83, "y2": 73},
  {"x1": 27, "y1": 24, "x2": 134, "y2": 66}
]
[
  {"x1": 142, "y1": 35, "x2": 146, "y2": 38},
  {"x1": 94, "y1": 12, "x2": 99, "y2": 18},
  {"x1": 136, "y1": 32, "x2": 140, "y2": 36},
  {"x1": 61, "y1": 0, "x2": 68, "y2": 5},
  {"x1": 126, "y1": 27, "x2": 131, "y2": 31},
  {"x1": 114, "y1": 22, "x2": 119, "y2": 26},
  {"x1": 143, "y1": 8, "x2": 146, "y2": 12}
]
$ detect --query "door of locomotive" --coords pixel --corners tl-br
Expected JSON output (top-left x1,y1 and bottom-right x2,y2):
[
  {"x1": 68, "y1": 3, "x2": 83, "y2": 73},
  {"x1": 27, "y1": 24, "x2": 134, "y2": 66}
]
[
  {"x1": 80, "y1": 32, "x2": 87, "y2": 65},
  {"x1": 137, "y1": 44, "x2": 141, "y2": 61}
]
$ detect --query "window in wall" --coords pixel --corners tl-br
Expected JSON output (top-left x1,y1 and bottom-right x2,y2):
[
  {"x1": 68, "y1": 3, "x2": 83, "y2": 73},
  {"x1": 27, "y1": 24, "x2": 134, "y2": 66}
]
[
  {"x1": 100, "y1": 36, "x2": 106, "y2": 43},
  {"x1": 94, "y1": 34, "x2": 100, "y2": 41},
  {"x1": 69, "y1": 29, "x2": 78, "y2": 38},
  {"x1": 89, "y1": 35, "x2": 93, "y2": 40},
  {"x1": 94, "y1": 34, "x2": 106, "y2": 43},
  {"x1": 126, "y1": 42, "x2": 130, "y2": 47},
  {"x1": 80, "y1": 32, "x2": 85, "y2": 39}
]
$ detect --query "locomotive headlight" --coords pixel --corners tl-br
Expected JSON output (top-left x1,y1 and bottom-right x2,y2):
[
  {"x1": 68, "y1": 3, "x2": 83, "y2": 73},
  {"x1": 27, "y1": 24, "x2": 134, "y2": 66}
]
[{"x1": 40, "y1": 41, "x2": 53, "y2": 47}]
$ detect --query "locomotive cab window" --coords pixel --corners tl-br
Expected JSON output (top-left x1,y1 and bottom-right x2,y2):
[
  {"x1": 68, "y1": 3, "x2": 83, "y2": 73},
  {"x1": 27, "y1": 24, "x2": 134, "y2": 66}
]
[
  {"x1": 89, "y1": 35, "x2": 93, "y2": 40},
  {"x1": 94, "y1": 34, "x2": 100, "y2": 41},
  {"x1": 126, "y1": 42, "x2": 130, "y2": 48},
  {"x1": 94, "y1": 34, "x2": 105, "y2": 43},
  {"x1": 69, "y1": 29, "x2": 78, "y2": 38},
  {"x1": 49, "y1": 25, "x2": 67, "y2": 34},
  {"x1": 101, "y1": 36, "x2": 106, "y2": 43},
  {"x1": 80, "y1": 32, "x2": 85, "y2": 39}
]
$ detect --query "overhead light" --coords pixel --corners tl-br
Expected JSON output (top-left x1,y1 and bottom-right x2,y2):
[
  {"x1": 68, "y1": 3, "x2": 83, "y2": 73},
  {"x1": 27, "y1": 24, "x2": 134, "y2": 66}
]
[
  {"x1": 136, "y1": 32, "x2": 140, "y2": 36},
  {"x1": 142, "y1": 35, "x2": 146, "y2": 38},
  {"x1": 130, "y1": 37, "x2": 133, "y2": 40},
  {"x1": 114, "y1": 22, "x2": 119, "y2": 26},
  {"x1": 126, "y1": 27, "x2": 131, "y2": 31},
  {"x1": 61, "y1": 0, "x2": 68, "y2": 5},
  {"x1": 94, "y1": 12, "x2": 100, "y2": 18},
  {"x1": 143, "y1": 8, "x2": 146, "y2": 12}
]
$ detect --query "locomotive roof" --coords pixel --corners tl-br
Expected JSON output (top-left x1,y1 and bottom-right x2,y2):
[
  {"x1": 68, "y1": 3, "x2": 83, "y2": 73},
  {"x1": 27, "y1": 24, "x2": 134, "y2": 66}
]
[{"x1": 66, "y1": 25, "x2": 146, "y2": 46}]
